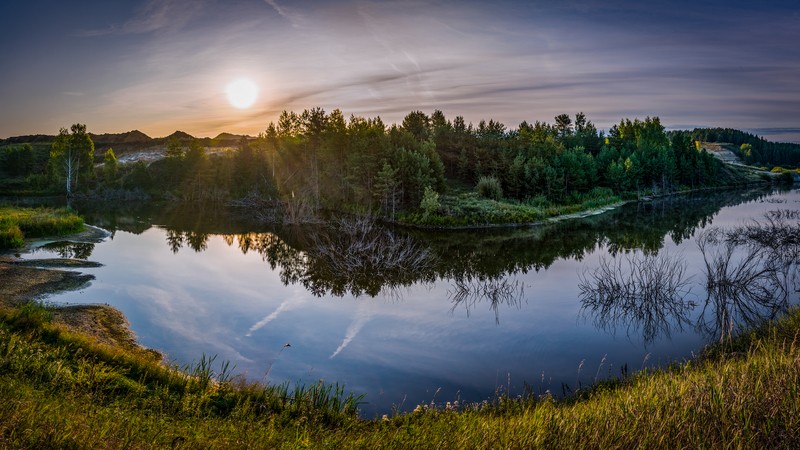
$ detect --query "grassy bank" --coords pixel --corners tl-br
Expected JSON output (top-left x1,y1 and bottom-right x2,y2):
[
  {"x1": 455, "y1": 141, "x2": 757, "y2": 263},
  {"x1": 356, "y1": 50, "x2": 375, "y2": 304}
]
[
  {"x1": 1, "y1": 298, "x2": 799, "y2": 448},
  {"x1": 399, "y1": 189, "x2": 623, "y2": 227},
  {"x1": 0, "y1": 206, "x2": 84, "y2": 249}
]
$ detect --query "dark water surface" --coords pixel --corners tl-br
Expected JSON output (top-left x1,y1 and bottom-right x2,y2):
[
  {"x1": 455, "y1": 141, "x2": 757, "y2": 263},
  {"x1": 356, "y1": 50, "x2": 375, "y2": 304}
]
[{"x1": 23, "y1": 187, "x2": 800, "y2": 417}]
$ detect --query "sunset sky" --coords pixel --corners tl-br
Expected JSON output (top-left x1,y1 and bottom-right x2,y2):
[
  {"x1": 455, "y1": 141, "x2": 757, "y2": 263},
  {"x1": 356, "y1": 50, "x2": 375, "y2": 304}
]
[{"x1": 1, "y1": 0, "x2": 798, "y2": 141}]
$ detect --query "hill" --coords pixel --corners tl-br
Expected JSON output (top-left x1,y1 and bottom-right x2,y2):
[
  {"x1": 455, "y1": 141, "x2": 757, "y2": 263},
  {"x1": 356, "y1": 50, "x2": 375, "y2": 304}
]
[{"x1": 691, "y1": 127, "x2": 800, "y2": 167}]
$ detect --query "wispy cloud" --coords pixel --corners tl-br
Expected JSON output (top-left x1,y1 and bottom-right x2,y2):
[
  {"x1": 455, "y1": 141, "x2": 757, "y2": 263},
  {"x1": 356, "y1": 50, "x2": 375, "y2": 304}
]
[
  {"x1": 77, "y1": 0, "x2": 202, "y2": 36},
  {"x1": 247, "y1": 299, "x2": 293, "y2": 337},
  {"x1": 263, "y1": 0, "x2": 306, "y2": 27},
  {"x1": 330, "y1": 307, "x2": 372, "y2": 359}
]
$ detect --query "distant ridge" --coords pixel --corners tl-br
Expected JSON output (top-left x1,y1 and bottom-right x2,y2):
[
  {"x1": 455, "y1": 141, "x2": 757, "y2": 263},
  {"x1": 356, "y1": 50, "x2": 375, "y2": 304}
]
[
  {"x1": 0, "y1": 134, "x2": 55, "y2": 145},
  {"x1": 90, "y1": 130, "x2": 152, "y2": 144},
  {"x1": 162, "y1": 130, "x2": 196, "y2": 142}
]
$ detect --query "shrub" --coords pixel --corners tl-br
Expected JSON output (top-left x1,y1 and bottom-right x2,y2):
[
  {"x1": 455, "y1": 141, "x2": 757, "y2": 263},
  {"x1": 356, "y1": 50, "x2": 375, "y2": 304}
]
[
  {"x1": 0, "y1": 223, "x2": 24, "y2": 248},
  {"x1": 476, "y1": 176, "x2": 502, "y2": 201},
  {"x1": 419, "y1": 186, "x2": 440, "y2": 216}
]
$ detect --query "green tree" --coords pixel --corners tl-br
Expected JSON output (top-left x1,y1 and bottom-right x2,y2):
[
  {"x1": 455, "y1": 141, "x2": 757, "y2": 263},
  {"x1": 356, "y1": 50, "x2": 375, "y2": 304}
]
[
  {"x1": 0, "y1": 144, "x2": 33, "y2": 176},
  {"x1": 50, "y1": 124, "x2": 94, "y2": 195},
  {"x1": 554, "y1": 114, "x2": 573, "y2": 139},
  {"x1": 401, "y1": 111, "x2": 430, "y2": 142},
  {"x1": 103, "y1": 148, "x2": 118, "y2": 182},
  {"x1": 166, "y1": 137, "x2": 184, "y2": 159},
  {"x1": 374, "y1": 162, "x2": 400, "y2": 219},
  {"x1": 740, "y1": 143, "x2": 753, "y2": 164},
  {"x1": 186, "y1": 139, "x2": 206, "y2": 166},
  {"x1": 420, "y1": 185, "x2": 440, "y2": 217}
]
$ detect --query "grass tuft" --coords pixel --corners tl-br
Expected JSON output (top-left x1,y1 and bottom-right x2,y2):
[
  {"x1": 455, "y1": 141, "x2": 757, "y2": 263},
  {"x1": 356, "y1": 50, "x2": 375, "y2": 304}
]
[{"x1": 0, "y1": 206, "x2": 84, "y2": 248}]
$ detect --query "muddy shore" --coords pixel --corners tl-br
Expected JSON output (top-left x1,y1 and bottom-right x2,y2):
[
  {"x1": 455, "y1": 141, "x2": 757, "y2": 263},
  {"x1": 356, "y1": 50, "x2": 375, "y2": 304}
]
[{"x1": 0, "y1": 226, "x2": 156, "y2": 356}]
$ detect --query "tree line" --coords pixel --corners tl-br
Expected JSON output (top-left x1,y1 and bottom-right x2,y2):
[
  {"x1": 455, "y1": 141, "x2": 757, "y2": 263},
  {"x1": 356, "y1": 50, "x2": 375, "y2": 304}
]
[
  {"x1": 0, "y1": 110, "x2": 769, "y2": 221},
  {"x1": 689, "y1": 127, "x2": 800, "y2": 167}
]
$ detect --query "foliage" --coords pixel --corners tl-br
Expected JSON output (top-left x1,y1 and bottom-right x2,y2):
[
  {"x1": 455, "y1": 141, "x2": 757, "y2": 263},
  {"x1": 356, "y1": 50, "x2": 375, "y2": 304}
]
[
  {"x1": 0, "y1": 206, "x2": 84, "y2": 248},
  {"x1": 103, "y1": 148, "x2": 118, "y2": 182},
  {"x1": 420, "y1": 185, "x2": 440, "y2": 216},
  {"x1": 49, "y1": 124, "x2": 95, "y2": 195},
  {"x1": 0, "y1": 142, "x2": 57, "y2": 194},
  {"x1": 2, "y1": 111, "x2": 770, "y2": 224},
  {"x1": 690, "y1": 127, "x2": 800, "y2": 167},
  {"x1": 0, "y1": 223, "x2": 24, "y2": 248},
  {"x1": 476, "y1": 175, "x2": 503, "y2": 200}
]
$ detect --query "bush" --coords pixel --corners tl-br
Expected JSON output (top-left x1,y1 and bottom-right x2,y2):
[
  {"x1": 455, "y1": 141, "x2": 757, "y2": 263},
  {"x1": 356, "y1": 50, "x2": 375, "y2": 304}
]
[
  {"x1": 420, "y1": 186, "x2": 440, "y2": 216},
  {"x1": 0, "y1": 223, "x2": 24, "y2": 248},
  {"x1": 476, "y1": 176, "x2": 502, "y2": 201},
  {"x1": 8, "y1": 302, "x2": 53, "y2": 331}
]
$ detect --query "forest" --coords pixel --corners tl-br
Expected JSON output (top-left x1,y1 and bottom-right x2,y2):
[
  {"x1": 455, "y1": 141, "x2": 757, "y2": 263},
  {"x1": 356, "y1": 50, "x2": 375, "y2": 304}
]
[
  {"x1": 689, "y1": 127, "x2": 800, "y2": 167},
  {"x1": 0, "y1": 110, "x2": 787, "y2": 226}
]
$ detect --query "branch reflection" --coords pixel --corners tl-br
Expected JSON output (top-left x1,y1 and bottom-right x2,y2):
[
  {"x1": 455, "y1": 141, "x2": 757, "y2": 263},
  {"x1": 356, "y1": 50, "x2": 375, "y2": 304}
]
[
  {"x1": 698, "y1": 210, "x2": 800, "y2": 340},
  {"x1": 579, "y1": 251, "x2": 695, "y2": 344},
  {"x1": 448, "y1": 274, "x2": 526, "y2": 324}
]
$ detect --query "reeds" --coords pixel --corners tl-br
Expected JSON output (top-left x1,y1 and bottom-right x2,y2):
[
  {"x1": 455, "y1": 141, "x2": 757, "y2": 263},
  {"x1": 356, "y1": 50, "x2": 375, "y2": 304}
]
[{"x1": 0, "y1": 206, "x2": 84, "y2": 248}]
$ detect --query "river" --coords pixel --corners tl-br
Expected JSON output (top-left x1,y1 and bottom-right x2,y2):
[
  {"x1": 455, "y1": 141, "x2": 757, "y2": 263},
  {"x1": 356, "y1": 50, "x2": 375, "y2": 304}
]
[{"x1": 21, "y1": 186, "x2": 800, "y2": 417}]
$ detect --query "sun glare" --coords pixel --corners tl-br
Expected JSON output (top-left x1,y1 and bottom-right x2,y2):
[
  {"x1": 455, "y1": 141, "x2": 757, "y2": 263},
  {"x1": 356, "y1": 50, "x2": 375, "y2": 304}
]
[{"x1": 225, "y1": 78, "x2": 258, "y2": 109}]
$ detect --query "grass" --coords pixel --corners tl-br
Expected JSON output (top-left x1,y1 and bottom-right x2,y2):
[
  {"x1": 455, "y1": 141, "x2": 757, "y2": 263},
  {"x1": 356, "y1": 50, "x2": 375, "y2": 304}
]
[
  {"x1": 2, "y1": 298, "x2": 800, "y2": 448},
  {"x1": 0, "y1": 206, "x2": 84, "y2": 248},
  {"x1": 400, "y1": 188, "x2": 622, "y2": 227}
]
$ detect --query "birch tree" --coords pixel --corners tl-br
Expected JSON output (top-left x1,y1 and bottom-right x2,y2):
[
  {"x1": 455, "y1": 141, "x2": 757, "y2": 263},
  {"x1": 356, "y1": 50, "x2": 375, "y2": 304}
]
[{"x1": 50, "y1": 124, "x2": 94, "y2": 195}]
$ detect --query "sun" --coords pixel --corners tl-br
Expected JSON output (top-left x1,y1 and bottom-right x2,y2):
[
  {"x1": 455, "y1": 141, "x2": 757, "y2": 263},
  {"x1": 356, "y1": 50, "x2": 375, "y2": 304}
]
[{"x1": 225, "y1": 78, "x2": 258, "y2": 109}]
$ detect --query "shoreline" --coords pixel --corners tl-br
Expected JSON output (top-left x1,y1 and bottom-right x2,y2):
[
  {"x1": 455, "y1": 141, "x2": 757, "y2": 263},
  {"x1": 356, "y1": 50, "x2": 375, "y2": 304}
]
[
  {"x1": 395, "y1": 180, "x2": 774, "y2": 231},
  {"x1": 0, "y1": 223, "x2": 153, "y2": 357},
  {"x1": 0, "y1": 181, "x2": 783, "y2": 361}
]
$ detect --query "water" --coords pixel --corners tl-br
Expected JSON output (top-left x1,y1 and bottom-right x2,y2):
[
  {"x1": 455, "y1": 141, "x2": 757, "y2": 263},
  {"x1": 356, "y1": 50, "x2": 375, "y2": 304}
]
[{"x1": 20, "y1": 186, "x2": 800, "y2": 417}]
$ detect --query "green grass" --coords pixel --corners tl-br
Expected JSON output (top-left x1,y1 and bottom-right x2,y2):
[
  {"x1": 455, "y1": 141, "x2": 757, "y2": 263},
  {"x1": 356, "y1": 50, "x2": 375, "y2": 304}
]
[
  {"x1": 0, "y1": 206, "x2": 84, "y2": 248},
  {"x1": 2, "y1": 299, "x2": 800, "y2": 448},
  {"x1": 400, "y1": 188, "x2": 622, "y2": 227}
]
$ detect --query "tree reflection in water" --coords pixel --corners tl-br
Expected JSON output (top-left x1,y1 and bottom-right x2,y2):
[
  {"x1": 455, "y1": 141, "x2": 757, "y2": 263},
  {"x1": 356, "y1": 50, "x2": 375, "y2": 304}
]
[
  {"x1": 35, "y1": 241, "x2": 96, "y2": 259},
  {"x1": 305, "y1": 218, "x2": 436, "y2": 297},
  {"x1": 126, "y1": 187, "x2": 788, "y2": 329},
  {"x1": 578, "y1": 251, "x2": 695, "y2": 344},
  {"x1": 579, "y1": 208, "x2": 800, "y2": 344},
  {"x1": 448, "y1": 274, "x2": 526, "y2": 324},
  {"x1": 698, "y1": 210, "x2": 800, "y2": 340},
  {"x1": 223, "y1": 218, "x2": 436, "y2": 297}
]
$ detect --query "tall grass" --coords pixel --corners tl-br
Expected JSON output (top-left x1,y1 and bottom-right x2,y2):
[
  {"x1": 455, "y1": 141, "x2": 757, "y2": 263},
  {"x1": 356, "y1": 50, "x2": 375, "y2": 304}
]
[
  {"x1": 0, "y1": 206, "x2": 84, "y2": 248},
  {"x1": 2, "y1": 300, "x2": 799, "y2": 448}
]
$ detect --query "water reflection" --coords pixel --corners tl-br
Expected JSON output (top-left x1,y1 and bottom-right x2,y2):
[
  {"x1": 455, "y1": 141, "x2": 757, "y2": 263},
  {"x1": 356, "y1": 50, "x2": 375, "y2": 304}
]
[
  {"x1": 165, "y1": 229, "x2": 210, "y2": 253},
  {"x1": 578, "y1": 251, "x2": 695, "y2": 344},
  {"x1": 578, "y1": 206, "x2": 800, "y2": 343},
  {"x1": 34, "y1": 241, "x2": 95, "y2": 259},
  {"x1": 75, "y1": 187, "x2": 785, "y2": 331},
  {"x1": 697, "y1": 210, "x2": 800, "y2": 340},
  {"x1": 305, "y1": 218, "x2": 436, "y2": 297},
  {"x1": 448, "y1": 274, "x2": 526, "y2": 324},
  {"x1": 34, "y1": 187, "x2": 797, "y2": 416}
]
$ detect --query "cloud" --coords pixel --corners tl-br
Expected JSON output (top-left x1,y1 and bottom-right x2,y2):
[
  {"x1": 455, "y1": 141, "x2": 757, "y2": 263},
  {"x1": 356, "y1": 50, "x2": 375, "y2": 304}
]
[
  {"x1": 330, "y1": 307, "x2": 372, "y2": 359},
  {"x1": 263, "y1": 0, "x2": 306, "y2": 27},
  {"x1": 77, "y1": 0, "x2": 202, "y2": 36},
  {"x1": 247, "y1": 299, "x2": 293, "y2": 336}
]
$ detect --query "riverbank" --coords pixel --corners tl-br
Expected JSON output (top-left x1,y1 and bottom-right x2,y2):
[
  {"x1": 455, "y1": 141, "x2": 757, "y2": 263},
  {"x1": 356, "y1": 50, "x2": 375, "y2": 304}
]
[
  {"x1": 1, "y1": 288, "x2": 798, "y2": 447},
  {"x1": 2, "y1": 192, "x2": 800, "y2": 447}
]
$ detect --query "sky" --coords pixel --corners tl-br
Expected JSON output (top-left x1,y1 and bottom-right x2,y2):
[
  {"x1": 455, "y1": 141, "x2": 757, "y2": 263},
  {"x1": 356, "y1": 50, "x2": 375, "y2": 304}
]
[{"x1": 1, "y1": 0, "x2": 798, "y2": 142}]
